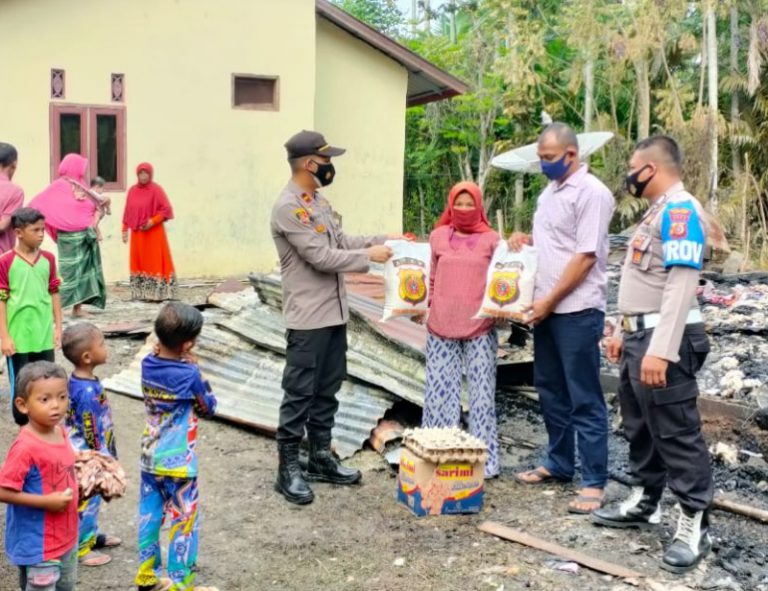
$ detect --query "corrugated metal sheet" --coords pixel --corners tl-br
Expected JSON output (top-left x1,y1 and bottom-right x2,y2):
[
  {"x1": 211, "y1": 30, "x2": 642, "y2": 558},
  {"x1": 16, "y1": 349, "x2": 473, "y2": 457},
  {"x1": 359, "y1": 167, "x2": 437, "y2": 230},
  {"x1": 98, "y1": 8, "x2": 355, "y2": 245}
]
[
  {"x1": 103, "y1": 326, "x2": 397, "y2": 459},
  {"x1": 247, "y1": 271, "x2": 533, "y2": 362},
  {"x1": 250, "y1": 273, "x2": 428, "y2": 356},
  {"x1": 345, "y1": 273, "x2": 428, "y2": 354},
  {"x1": 216, "y1": 299, "x2": 427, "y2": 406}
]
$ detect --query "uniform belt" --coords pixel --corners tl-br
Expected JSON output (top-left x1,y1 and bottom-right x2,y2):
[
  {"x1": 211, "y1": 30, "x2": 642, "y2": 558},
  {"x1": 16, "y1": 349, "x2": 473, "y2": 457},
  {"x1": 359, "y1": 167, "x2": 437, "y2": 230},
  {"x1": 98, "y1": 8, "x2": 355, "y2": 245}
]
[{"x1": 622, "y1": 309, "x2": 702, "y2": 334}]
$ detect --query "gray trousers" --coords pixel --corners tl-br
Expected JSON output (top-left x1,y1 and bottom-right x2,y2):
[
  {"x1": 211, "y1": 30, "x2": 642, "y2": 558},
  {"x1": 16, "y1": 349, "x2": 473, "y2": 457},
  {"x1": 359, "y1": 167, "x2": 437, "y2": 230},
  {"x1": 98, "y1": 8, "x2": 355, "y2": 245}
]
[
  {"x1": 277, "y1": 325, "x2": 347, "y2": 442},
  {"x1": 618, "y1": 323, "x2": 714, "y2": 512},
  {"x1": 19, "y1": 547, "x2": 77, "y2": 591}
]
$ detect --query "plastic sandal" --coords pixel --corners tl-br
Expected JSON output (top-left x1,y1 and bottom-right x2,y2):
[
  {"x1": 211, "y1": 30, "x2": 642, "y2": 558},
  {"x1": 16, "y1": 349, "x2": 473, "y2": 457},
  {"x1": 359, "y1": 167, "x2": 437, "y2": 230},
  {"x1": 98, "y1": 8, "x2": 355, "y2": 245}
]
[
  {"x1": 93, "y1": 533, "x2": 122, "y2": 549},
  {"x1": 567, "y1": 494, "x2": 605, "y2": 514},
  {"x1": 79, "y1": 551, "x2": 112, "y2": 567},
  {"x1": 514, "y1": 467, "x2": 567, "y2": 486}
]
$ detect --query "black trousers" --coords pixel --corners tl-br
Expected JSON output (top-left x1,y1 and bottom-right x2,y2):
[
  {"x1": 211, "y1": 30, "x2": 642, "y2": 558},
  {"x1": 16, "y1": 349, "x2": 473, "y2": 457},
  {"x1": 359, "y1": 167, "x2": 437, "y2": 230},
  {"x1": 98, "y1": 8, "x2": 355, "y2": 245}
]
[
  {"x1": 7, "y1": 350, "x2": 56, "y2": 426},
  {"x1": 277, "y1": 325, "x2": 347, "y2": 442},
  {"x1": 619, "y1": 323, "x2": 714, "y2": 512}
]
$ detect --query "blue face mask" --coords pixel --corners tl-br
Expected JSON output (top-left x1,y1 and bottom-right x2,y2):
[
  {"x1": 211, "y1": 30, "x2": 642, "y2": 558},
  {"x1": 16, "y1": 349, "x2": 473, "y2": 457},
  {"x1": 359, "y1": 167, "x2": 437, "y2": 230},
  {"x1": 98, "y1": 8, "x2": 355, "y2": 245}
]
[{"x1": 540, "y1": 153, "x2": 571, "y2": 181}]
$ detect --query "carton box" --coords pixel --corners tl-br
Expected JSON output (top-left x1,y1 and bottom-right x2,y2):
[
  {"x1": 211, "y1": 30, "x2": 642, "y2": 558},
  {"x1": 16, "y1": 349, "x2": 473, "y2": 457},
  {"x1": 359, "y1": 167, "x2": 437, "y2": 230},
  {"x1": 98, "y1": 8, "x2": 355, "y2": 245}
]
[{"x1": 397, "y1": 447, "x2": 484, "y2": 516}]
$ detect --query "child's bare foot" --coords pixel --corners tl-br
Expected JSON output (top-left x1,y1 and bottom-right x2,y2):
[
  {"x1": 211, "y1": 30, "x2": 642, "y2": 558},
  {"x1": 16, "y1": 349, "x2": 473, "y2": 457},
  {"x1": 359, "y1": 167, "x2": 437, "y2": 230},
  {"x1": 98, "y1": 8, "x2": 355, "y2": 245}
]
[{"x1": 79, "y1": 550, "x2": 111, "y2": 567}]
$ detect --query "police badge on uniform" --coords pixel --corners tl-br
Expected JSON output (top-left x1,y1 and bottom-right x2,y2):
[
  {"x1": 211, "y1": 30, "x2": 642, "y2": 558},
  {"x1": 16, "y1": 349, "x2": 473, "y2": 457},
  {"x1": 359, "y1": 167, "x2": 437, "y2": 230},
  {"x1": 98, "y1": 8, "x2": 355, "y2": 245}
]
[
  {"x1": 293, "y1": 208, "x2": 311, "y2": 225},
  {"x1": 667, "y1": 207, "x2": 692, "y2": 238},
  {"x1": 488, "y1": 261, "x2": 523, "y2": 306}
]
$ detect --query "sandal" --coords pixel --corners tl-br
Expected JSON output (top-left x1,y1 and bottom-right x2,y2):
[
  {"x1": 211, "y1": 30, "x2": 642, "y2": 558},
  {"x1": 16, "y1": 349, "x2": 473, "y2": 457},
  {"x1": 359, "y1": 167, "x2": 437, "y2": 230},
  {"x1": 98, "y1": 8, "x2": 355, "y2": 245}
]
[
  {"x1": 514, "y1": 467, "x2": 567, "y2": 486},
  {"x1": 144, "y1": 578, "x2": 173, "y2": 591},
  {"x1": 79, "y1": 551, "x2": 112, "y2": 567},
  {"x1": 567, "y1": 493, "x2": 605, "y2": 514},
  {"x1": 93, "y1": 533, "x2": 122, "y2": 549}
]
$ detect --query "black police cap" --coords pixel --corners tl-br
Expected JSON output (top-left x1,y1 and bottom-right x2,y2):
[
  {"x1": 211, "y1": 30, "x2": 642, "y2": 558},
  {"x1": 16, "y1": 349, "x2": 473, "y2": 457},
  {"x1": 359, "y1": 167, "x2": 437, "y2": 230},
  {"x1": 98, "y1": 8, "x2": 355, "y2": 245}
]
[{"x1": 284, "y1": 130, "x2": 346, "y2": 159}]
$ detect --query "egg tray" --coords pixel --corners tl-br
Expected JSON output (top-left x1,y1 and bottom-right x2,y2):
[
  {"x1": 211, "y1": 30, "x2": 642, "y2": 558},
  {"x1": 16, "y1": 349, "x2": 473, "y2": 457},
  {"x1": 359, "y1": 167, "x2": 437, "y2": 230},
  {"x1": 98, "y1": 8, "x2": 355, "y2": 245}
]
[{"x1": 403, "y1": 427, "x2": 487, "y2": 464}]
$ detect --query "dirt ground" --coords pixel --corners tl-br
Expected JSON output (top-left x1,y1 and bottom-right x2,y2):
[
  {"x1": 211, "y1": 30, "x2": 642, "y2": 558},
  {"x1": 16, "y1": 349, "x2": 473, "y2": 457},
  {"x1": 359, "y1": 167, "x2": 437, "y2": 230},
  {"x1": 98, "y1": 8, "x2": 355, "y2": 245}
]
[{"x1": 0, "y1": 285, "x2": 766, "y2": 591}]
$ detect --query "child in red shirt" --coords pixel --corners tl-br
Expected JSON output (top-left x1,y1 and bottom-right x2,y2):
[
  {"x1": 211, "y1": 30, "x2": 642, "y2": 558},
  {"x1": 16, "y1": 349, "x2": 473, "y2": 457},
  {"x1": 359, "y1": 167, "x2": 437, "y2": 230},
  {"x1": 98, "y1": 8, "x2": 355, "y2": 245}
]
[{"x1": 0, "y1": 361, "x2": 78, "y2": 590}]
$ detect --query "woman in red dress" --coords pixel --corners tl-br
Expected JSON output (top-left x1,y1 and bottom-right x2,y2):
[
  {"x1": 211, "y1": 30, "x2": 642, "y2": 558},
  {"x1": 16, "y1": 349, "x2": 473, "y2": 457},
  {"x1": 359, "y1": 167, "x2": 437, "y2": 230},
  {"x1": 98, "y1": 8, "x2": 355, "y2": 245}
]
[{"x1": 122, "y1": 163, "x2": 176, "y2": 301}]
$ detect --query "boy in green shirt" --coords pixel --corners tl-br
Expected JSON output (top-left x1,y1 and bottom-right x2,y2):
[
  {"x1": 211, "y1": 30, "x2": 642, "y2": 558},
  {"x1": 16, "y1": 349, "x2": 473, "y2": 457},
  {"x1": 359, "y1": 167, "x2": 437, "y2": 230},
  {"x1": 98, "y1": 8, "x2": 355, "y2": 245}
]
[{"x1": 0, "y1": 207, "x2": 63, "y2": 425}]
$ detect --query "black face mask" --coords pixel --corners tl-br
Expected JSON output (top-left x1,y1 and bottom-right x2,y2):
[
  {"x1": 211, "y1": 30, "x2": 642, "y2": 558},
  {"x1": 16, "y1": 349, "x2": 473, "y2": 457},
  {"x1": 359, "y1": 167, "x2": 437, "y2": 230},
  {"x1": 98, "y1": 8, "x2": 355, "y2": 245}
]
[
  {"x1": 310, "y1": 161, "x2": 336, "y2": 187},
  {"x1": 624, "y1": 164, "x2": 655, "y2": 198}
]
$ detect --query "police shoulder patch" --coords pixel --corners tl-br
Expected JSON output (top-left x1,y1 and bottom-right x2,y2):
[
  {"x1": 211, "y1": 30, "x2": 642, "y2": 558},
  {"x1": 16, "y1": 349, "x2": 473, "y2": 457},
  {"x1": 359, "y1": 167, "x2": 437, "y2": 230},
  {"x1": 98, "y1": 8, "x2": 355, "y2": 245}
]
[
  {"x1": 660, "y1": 200, "x2": 705, "y2": 270},
  {"x1": 292, "y1": 208, "x2": 311, "y2": 225}
]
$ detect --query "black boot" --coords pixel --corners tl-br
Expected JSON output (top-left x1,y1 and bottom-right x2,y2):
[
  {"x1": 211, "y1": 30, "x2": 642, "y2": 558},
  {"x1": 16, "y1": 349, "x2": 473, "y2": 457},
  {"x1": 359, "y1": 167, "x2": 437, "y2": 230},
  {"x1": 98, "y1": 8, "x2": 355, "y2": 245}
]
[
  {"x1": 661, "y1": 506, "x2": 712, "y2": 574},
  {"x1": 306, "y1": 433, "x2": 362, "y2": 485},
  {"x1": 275, "y1": 442, "x2": 314, "y2": 505},
  {"x1": 591, "y1": 486, "x2": 662, "y2": 529}
]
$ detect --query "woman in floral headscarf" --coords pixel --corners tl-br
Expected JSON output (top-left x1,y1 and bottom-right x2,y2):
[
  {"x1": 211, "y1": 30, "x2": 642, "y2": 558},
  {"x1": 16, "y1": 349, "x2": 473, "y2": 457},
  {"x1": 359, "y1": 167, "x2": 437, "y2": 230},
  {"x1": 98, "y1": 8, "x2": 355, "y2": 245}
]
[
  {"x1": 122, "y1": 163, "x2": 176, "y2": 301},
  {"x1": 28, "y1": 153, "x2": 107, "y2": 317}
]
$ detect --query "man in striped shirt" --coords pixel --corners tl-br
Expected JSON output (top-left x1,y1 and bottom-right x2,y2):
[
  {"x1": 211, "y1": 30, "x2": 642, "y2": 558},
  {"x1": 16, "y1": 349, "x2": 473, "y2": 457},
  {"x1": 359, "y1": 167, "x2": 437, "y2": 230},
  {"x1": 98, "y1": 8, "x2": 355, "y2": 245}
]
[{"x1": 509, "y1": 123, "x2": 615, "y2": 514}]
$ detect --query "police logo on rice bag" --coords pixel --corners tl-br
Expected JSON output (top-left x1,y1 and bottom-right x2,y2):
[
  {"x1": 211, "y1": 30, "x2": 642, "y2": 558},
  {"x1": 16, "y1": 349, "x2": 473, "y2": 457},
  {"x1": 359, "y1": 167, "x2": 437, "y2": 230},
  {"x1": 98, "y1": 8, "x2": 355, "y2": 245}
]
[
  {"x1": 382, "y1": 240, "x2": 431, "y2": 321},
  {"x1": 476, "y1": 243, "x2": 537, "y2": 319},
  {"x1": 488, "y1": 262, "x2": 523, "y2": 306},
  {"x1": 398, "y1": 266, "x2": 427, "y2": 305}
]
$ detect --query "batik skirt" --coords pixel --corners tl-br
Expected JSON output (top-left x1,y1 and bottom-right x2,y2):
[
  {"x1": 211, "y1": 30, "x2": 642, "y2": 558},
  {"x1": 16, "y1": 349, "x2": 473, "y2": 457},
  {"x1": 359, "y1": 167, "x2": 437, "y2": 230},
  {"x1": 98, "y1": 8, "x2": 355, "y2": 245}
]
[
  {"x1": 57, "y1": 228, "x2": 107, "y2": 309},
  {"x1": 129, "y1": 223, "x2": 176, "y2": 301}
]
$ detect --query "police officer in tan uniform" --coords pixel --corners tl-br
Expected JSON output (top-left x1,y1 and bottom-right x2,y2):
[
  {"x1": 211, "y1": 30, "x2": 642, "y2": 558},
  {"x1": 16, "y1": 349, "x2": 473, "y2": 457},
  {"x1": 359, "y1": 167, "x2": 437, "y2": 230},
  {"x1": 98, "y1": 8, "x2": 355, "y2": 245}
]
[
  {"x1": 270, "y1": 130, "x2": 393, "y2": 505},
  {"x1": 592, "y1": 136, "x2": 713, "y2": 573}
]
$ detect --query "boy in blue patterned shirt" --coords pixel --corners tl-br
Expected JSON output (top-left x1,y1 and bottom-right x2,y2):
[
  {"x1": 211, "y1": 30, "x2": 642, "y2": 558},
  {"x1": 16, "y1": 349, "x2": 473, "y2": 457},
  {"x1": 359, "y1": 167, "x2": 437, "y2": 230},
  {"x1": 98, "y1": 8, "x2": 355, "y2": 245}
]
[
  {"x1": 135, "y1": 302, "x2": 218, "y2": 591},
  {"x1": 62, "y1": 322, "x2": 121, "y2": 568}
]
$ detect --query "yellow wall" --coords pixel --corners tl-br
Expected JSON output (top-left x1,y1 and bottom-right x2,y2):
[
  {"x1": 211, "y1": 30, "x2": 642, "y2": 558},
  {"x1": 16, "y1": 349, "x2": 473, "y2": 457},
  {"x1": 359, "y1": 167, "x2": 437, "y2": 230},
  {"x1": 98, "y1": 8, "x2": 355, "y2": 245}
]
[
  {"x1": 314, "y1": 20, "x2": 406, "y2": 238},
  {"x1": 0, "y1": 0, "x2": 407, "y2": 282},
  {"x1": 0, "y1": 0, "x2": 316, "y2": 281}
]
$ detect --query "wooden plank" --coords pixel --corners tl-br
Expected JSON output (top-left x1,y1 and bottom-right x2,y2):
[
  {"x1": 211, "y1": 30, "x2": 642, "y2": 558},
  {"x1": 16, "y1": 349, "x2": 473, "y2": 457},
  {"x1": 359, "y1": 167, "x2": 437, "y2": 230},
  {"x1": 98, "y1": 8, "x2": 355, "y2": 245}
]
[
  {"x1": 713, "y1": 497, "x2": 768, "y2": 524},
  {"x1": 477, "y1": 521, "x2": 644, "y2": 580}
]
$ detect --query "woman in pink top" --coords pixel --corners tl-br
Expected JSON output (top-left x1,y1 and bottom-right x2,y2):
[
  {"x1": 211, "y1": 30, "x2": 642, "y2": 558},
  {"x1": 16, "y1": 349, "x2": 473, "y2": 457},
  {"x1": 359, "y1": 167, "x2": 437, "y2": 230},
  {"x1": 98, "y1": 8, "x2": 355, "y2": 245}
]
[
  {"x1": 28, "y1": 154, "x2": 107, "y2": 317},
  {"x1": 422, "y1": 181, "x2": 501, "y2": 477}
]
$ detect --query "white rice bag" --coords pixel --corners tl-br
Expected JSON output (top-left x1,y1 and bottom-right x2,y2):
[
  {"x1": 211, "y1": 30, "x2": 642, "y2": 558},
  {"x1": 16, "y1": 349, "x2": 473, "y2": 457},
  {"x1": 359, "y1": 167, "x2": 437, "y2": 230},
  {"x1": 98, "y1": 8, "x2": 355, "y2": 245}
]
[
  {"x1": 382, "y1": 240, "x2": 430, "y2": 321},
  {"x1": 475, "y1": 242, "x2": 537, "y2": 319}
]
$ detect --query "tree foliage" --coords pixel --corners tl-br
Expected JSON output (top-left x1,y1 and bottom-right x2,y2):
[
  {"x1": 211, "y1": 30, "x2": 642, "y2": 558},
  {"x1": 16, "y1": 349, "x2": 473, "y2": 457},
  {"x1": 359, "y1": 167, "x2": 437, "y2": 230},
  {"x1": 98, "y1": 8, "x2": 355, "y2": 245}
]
[
  {"x1": 330, "y1": 0, "x2": 404, "y2": 36},
  {"x1": 336, "y1": 0, "x2": 768, "y2": 264}
]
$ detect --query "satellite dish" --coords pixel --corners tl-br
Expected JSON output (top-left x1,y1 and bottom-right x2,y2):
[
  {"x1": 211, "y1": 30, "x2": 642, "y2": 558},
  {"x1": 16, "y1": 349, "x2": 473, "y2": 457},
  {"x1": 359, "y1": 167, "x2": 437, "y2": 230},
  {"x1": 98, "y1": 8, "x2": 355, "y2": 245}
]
[{"x1": 491, "y1": 131, "x2": 615, "y2": 173}]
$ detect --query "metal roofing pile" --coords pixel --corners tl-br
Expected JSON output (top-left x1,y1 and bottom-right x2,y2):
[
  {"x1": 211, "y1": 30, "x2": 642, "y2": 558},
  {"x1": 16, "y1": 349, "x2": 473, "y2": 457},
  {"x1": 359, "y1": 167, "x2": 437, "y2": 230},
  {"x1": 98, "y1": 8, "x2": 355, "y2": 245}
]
[
  {"x1": 103, "y1": 325, "x2": 396, "y2": 459},
  {"x1": 250, "y1": 272, "x2": 428, "y2": 356},
  {"x1": 105, "y1": 271, "x2": 515, "y2": 457},
  {"x1": 244, "y1": 273, "x2": 427, "y2": 404}
]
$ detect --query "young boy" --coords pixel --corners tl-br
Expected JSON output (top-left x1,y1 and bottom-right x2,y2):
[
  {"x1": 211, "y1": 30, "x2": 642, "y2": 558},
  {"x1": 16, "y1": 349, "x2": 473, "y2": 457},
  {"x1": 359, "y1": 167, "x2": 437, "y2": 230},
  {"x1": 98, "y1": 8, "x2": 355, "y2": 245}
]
[
  {"x1": 136, "y1": 302, "x2": 218, "y2": 591},
  {"x1": 0, "y1": 207, "x2": 63, "y2": 426},
  {"x1": 62, "y1": 322, "x2": 121, "y2": 568},
  {"x1": 0, "y1": 361, "x2": 78, "y2": 591}
]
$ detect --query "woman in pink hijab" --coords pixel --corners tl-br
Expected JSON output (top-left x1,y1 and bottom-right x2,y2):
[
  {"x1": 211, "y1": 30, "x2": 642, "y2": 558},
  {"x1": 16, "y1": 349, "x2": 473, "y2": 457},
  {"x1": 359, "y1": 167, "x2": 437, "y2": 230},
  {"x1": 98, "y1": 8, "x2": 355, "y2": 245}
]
[
  {"x1": 422, "y1": 181, "x2": 502, "y2": 478},
  {"x1": 28, "y1": 154, "x2": 107, "y2": 317}
]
